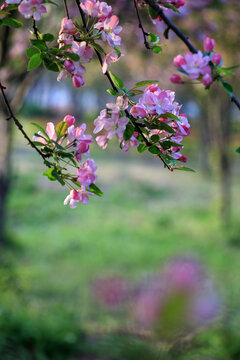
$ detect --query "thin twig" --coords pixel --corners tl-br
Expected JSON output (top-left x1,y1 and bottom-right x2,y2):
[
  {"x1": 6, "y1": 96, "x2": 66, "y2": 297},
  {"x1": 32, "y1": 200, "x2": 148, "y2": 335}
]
[
  {"x1": 63, "y1": 0, "x2": 70, "y2": 19},
  {"x1": 32, "y1": 18, "x2": 39, "y2": 39},
  {"x1": 74, "y1": 0, "x2": 171, "y2": 169},
  {"x1": 0, "y1": 82, "x2": 49, "y2": 165},
  {"x1": 133, "y1": 0, "x2": 150, "y2": 50},
  {"x1": 144, "y1": 0, "x2": 240, "y2": 111}
]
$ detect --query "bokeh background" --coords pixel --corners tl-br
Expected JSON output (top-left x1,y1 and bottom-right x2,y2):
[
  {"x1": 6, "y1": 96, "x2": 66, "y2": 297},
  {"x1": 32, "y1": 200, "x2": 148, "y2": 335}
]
[{"x1": 0, "y1": 0, "x2": 240, "y2": 358}]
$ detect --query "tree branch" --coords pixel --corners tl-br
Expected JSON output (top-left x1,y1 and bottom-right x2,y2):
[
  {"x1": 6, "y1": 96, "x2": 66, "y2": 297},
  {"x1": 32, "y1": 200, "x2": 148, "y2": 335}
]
[
  {"x1": 63, "y1": 0, "x2": 70, "y2": 19},
  {"x1": 0, "y1": 82, "x2": 49, "y2": 165},
  {"x1": 133, "y1": 0, "x2": 150, "y2": 50},
  {"x1": 144, "y1": 0, "x2": 240, "y2": 111}
]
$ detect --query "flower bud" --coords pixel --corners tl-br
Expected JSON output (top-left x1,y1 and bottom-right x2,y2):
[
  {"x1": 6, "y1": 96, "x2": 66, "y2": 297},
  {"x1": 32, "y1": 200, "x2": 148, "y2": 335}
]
[
  {"x1": 72, "y1": 75, "x2": 85, "y2": 88},
  {"x1": 203, "y1": 37, "x2": 215, "y2": 53},
  {"x1": 173, "y1": 55, "x2": 186, "y2": 69},
  {"x1": 170, "y1": 74, "x2": 183, "y2": 84},
  {"x1": 201, "y1": 73, "x2": 213, "y2": 86},
  {"x1": 63, "y1": 115, "x2": 76, "y2": 127},
  {"x1": 64, "y1": 60, "x2": 75, "y2": 73},
  {"x1": 212, "y1": 53, "x2": 222, "y2": 65}
]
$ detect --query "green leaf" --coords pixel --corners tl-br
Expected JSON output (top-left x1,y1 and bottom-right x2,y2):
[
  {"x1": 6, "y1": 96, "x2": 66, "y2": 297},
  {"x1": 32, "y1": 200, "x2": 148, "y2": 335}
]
[
  {"x1": 30, "y1": 39, "x2": 47, "y2": 50},
  {"x1": 220, "y1": 80, "x2": 233, "y2": 96},
  {"x1": 161, "y1": 140, "x2": 180, "y2": 150},
  {"x1": 2, "y1": 17, "x2": 23, "y2": 28},
  {"x1": 137, "y1": 143, "x2": 148, "y2": 153},
  {"x1": 42, "y1": 33, "x2": 54, "y2": 42},
  {"x1": 216, "y1": 67, "x2": 233, "y2": 76},
  {"x1": 32, "y1": 122, "x2": 49, "y2": 139},
  {"x1": 32, "y1": 141, "x2": 45, "y2": 147},
  {"x1": 43, "y1": 168, "x2": 57, "y2": 181},
  {"x1": 89, "y1": 183, "x2": 104, "y2": 197},
  {"x1": 1, "y1": 4, "x2": 18, "y2": 11},
  {"x1": 133, "y1": 80, "x2": 158, "y2": 89},
  {"x1": 59, "y1": 44, "x2": 72, "y2": 51},
  {"x1": 152, "y1": 46, "x2": 162, "y2": 54},
  {"x1": 114, "y1": 46, "x2": 121, "y2": 57},
  {"x1": 174, "y1": 166, "x2": 195, "y2": 172},
  {"x1": 109, "y1": 71, "x2": 124, "y2": 89},
  {"x1": 92, "y1": 42, "x2": 105, "y2": 54},
  {"x1": 27, "y1": 53, "x2": 42, "y2": 71},
  {"x1": 148, "y1": 32, "x2": 159, "y2": 44},
  {"x1": 236, "y1": 147, "x2": 240, "y2": 154},
  {"x1": 43, "y1": 57, "x2": 59, "y2": 72},
  {"x1": 148, "y1": 5, "x2": 159, "y2": 19},
  {"x1": 160, "y1": 2, "x2": 180, "y2": 13},
  {"x1": 150, "y1": 134, "x2": 159, "y2": 143},
  {"x1": 148, "y1": 145, "x2": 161, "y2": 155},
  {"x1": 26, "y1": 47, "x2": 40, "y2": 58},
  {"x1": 66, "y1": 52, "x2": 80, "y2": 61},
  {"x1": 55, "y1": 121, "x2": 68, "y2": 139},
  {"x1": 158, "y1": 122, "x2": 176, "y2": 133},
  {"x1": 107, "y1": 89, "x2": 119, "y2": 96},
  {"x1": 123, "y1": 123, "x2": 134, "y2": 141},
  {"x1": 162, "y1": 112, "x2": 179, "y2": 121}
]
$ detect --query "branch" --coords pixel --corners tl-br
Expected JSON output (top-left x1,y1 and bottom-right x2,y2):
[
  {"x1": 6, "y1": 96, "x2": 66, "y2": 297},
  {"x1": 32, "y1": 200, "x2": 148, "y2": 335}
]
[
  {"x1": 0, "y1": 82, "x2": 49, "y2": 165},
  {"x1": 63, "y1": 0, "x2": 70, "y2": 19},
  {"x1": 144, "y1": 0, "x2": 240, "y2": 111},
  {"x1": 133, "y1": 0, "x2": 150, "y2": 50},
  {"x1": 74, "y1": 1, "x2": 171, "y2": 170}
]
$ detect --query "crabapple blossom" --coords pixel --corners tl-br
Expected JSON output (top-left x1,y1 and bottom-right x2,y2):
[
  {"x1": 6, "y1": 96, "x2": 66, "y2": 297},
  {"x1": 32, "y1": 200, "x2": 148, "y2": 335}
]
[
  {"x1": 59, "y1": 17, "x2": 76, "y2": 35},
  {"x1": 102, "y1": 51, "x2": 121, "y2": 74},
  {"x1": 201, "y1": 73, "x2": 213, "y2": 86},
  {"x1": 33, "y1": 122, "x2": 57, "y2": 144},
  {"x1": 76, "y1": 158, "x2": 98, "y2": 187},
  {"x1": 212, "y1": 52, "x2": 222, "y2": 65},
  {"x1": 18, "y1": 0, "x2": 47, "y2": 21},
  {"x1": 72, "y1": 74, "x2": 85, "y2": 88},
  {"x1": 203, "y1": 37, "x2": 215, "y2": 53},
  {"x1": 63, "y1": 115, "x2": 76, "y2": 127},
  {"x1": 170, "y1": 74, "x2": 183, "y2": 84},
  {"x1": 130, "y1": 103, "x2": 147, "y2": 118},
  {"x1": 94, "y1": 15, "x2": 122, "y2": 47},
  {"x1": 80, "y1": 0, "x2": 100, "y2": 17},
  {"x1": 64, "y1": 188, "x2": 93, "y2": 207}
]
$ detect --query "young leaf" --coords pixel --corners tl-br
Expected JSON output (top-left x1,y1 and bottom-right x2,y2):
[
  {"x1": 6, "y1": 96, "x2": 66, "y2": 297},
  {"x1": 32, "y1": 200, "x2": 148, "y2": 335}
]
[
  {"x1": 92, "y1": 42, "x2": 105, "y2": 54},
  {"x1": 148, "y1": 145, "x2": 161, "y2": 155},
  {"x1": 27, "y1": 53, "x2": 42, "y2": 71},
  {"x1": 137, "y1": 143, "x2": 147, "y2": 153},
  {"x1": 148, "y1": 32, "x2": 159, "y2": 44},
  {"x1": 26, "y1": 47, "x2": 40, "y2": 58},
  {"x1": 133, "y1": 80, "x2": 158, "y2": 89},
  {"x1": 152, "y1": 46, "x2": 162, "y2": 54},
  {"x1": 107, "y1": 89, "x2": 119, "y2": 96},
  {"x1": 220, "y1": 80, "x2": 233, "y2": 96},
  {"x1": 109, "y1": 71, "x2": 124, "y2": 89},
  {"x1": 114, "y1": 46, "x2": 121, "y2": 57},
  {"x1": 148, "y1": 5, "x2": 158, "y2": 19},
  {"x1": 43, "y1": 57, "x2": 59, "y2": 72},
  {"x1": 2, "y1": 17, "x2": 23, "y2": 28},
  {"x1": 150, "y1": 134, "x2": 159, "y2": 143},
  {"x1": 236, "y1": 147, "x2": 240, "y2": 154},
  {"x1": 30, "y1": 39, "x2": 47, "y2": 50},
  {"x1": 89, "y1": 183, "x2": 104, "y2": 197},
  {"x1": 66, "y1": 52, "x2": 80, "y2": 61},
  {"x1": 174, "y1": 166, "x2": 195, "y2": 172},
  {"x1": 42, "y1": 33, "x2": 54, "y2": 42},
  {"x1": 123, "y1": 123, "x2": 134, "y2": 141},
  {"x1": 161, "y1": 140, "x2": 180, "y2": 150},
  {"x1": 32, "y1": 122, "x2": 49, "y2": 139},
  {"x1": 162, "y1": 112, "x2": 179, "y2": 121},
  {"x1": 43, "y1": 168, "x2": 57, "y2": 181},
  {"x1": 55, "y1": 121, "x2": 68, "y2": 139},
  {"x1": 160, "y1": 2, "x2": 180, "y2": 13}
]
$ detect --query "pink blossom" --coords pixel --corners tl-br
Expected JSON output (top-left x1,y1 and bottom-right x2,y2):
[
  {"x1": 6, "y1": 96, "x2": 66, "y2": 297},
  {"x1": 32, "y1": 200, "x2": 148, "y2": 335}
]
[
  {"x1": 72, "y1": 74, "x2": 85, "y2": 88},
  {"x1": 181, "y1": 51, "x2": 210, "y2": 80},
  {"x1": 33, "y1": 122, "x2": 57, "y2": 144},
  {"x1": 96, "y1": 135, "x2": 108, "y2": 149},
  {"x1": 64, "y1": 187, "x2": 93, "y2": 208},
  {"x1": 93, "y1": 276, "x2": 128, "y2": 307},
  {"x1": 58, "y1": 33, "x2": 73, "y2": 48},
  {"x1": 130, "y1": 103, "x2": 147, "y2": 119},
  {"x1": 68, "y1": 123, "x2": 93, "y2": 160},
  {"x1": 98, "y1": 2, "x2": 112, "y2": 18},
  {"x1": 93, "y1": 109, "x2": 108, "y2": 134},
  {"x1": 63, "y1": 115, "x2": 76, "y2": 127},
  {"x1": 122, "y1": 134, "x2": 139, "y2": 152},
  {"x1": 60, "y1": 17, "x2": 76, "y2": 35},
  {"x1": 6, "y1": 0, "x2": 21, "y2": 3},
  {"x1": 94, "y1": 15, "x2": 122, "y2": 47},
  {"x1": 80, "y1": 0, "x2": 100, "y2": 17},
  {"x1": 76, "y1": 159, "x2": 98, "y2": 187},
  {"x1": 19, "y1": 0, "x2": 47, "y2": 21},
  {"x1": 203, "y1": 37, "x2": 215, "y2": 53},
  {"x1": 170, "y1": 74, "x2": 183, "y2": 84},
  {"x1": 106, "y1": 96, "x2": 128, "y2": 113},
  {"x1": 176, "y1": 113, "x2": 190, "y2": 136},
  {"x1": 173, "y1": 55, "x2": 186, "y2": 68},
  {"x1": 201, "y1": 73, "x2": 213, "y2": 86},
  {"x1": 72, "y1": 41, "x2": 94, "y2": 63},
  {"x1": 212, "y1": 53, "x2": 222, "y2": 65},
  {"x1": 102, "y1": 51, "x2": 120, "y2": 74}
]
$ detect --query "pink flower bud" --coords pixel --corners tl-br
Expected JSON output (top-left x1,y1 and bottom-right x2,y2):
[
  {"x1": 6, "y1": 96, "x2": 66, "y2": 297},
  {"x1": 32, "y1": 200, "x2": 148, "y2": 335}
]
[
  {"x1": 179, "y1": 155, "x2": 187, "y2": 162},
  {"x1": 212, "y1": 53, "x2": 222, "y2": 65},
  {"x1": 64, "y1": 60, "x2": 75, "y2": 73},
  {"x1": 170, "y1": 74, "x2": 183, "y2": 84},
  {"x1": 201, "y1": 73, "x2": 213, "y2": 86},
  {"x1": 64, "y1": 115, "x2": 75, "y2": 127},
  {"x1": 72, "y1": 75, "x2": 85, "y2": 88},
  {"x1": 175, "y1": 0, "x2": 185, "y2": 8},
  {"x1": 203, "y1": 37, "x2": 215, "y2": 53},
  {"x1": 173, "y1": 55, "x2": 186, "y2": 69},
  {"x1": 60, "y1": 17, "x2": 76, "y2": 35}
]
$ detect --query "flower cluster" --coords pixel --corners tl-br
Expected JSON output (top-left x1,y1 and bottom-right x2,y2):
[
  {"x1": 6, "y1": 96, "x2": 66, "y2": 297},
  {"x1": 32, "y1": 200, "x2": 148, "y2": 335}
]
[
  {"x1": 5, "y1": 0, "x2": 47, "y2": 21},
  {"x1": 80, "y1": 0, "x2": 122, "y2": 73},
  {"x1": 93, "y1": 96, "x2": 139, "y2": 152},
  {"x1": 57, "y1": 18, "x2": 94, "y2": 88},
  {"x1": 92, "y1": 257, "x2": 220, "y2": 338},
  {"x1": 171, "y1": 37, "x2": 223, "y2": 87},
  {"x1": 130, "y1": 83, "x2": 190, "y2": 165},
  {"x1": 33, "y1": 115, "x2": 101, "y2": 208}
]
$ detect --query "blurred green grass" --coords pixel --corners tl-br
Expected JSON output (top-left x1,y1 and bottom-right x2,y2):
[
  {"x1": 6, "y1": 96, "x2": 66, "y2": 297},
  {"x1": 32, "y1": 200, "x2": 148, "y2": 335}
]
[{"x1": 1, "y1": 123, "x2": 240, "y2": 358}]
